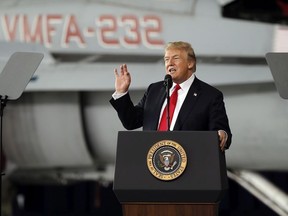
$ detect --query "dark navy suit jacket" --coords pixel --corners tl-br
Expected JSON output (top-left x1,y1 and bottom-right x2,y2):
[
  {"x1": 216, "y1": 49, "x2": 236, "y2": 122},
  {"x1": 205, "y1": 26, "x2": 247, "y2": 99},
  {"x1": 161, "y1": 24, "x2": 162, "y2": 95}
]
[{"x1": 110, "y1": 77, "x2": 232, "y2": 148}]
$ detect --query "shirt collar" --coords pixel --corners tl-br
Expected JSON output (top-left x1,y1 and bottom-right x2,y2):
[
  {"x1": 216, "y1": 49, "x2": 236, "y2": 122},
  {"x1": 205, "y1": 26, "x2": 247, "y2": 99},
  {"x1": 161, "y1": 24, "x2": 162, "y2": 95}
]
[{"x1": 172, "y1": 73, "x2": 195, "y2": 92}]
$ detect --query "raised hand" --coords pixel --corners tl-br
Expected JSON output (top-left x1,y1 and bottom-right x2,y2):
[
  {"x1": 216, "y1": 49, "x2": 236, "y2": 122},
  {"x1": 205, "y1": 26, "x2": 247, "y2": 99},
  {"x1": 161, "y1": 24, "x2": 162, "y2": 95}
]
[{"x1": 114, "y1": 64, "x2": 131, "y2": 93}]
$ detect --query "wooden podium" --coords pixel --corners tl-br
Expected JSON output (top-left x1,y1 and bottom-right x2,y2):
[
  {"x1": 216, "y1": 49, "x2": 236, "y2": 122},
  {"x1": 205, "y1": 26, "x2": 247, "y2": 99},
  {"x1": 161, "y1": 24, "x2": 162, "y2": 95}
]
[{"x1": 113, "y1": 131, "x2": 228, "y2": 216}]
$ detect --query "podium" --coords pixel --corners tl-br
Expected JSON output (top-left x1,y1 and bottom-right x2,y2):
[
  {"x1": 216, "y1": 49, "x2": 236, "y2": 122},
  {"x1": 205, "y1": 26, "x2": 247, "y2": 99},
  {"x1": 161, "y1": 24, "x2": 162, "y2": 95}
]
[{"x1": 113, "y1": 131, "x2": 228, "y2": 216}]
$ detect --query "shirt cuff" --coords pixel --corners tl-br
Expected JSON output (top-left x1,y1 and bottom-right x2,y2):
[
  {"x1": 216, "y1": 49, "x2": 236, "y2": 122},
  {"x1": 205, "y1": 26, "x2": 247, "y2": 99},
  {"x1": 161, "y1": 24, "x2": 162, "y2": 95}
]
[{"x1": 112, "y1": 91, "x2": 128, "y2": 100}]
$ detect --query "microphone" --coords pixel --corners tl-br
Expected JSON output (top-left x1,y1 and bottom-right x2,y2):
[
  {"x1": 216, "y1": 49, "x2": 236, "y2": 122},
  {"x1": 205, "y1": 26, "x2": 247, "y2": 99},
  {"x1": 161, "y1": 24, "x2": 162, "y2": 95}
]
[
  {"x1": 163, "y1": 74, "x2": 172, "y2": 89},
  {"x1": 163, "y1": 74, "x2": 172, "y2": 131}
]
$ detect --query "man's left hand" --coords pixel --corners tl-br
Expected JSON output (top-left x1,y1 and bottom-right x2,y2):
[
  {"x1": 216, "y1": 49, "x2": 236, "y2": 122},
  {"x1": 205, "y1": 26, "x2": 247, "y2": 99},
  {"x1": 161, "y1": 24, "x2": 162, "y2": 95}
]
[{"x1": 218, "y1": 130, "x2": 227, "y2": 152}]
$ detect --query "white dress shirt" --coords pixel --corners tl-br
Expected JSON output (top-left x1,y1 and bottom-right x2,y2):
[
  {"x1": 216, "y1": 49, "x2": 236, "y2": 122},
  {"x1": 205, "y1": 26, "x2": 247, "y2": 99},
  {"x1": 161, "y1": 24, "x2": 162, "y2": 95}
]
[{"x1": 158, "y1": 74, "x2": 195, "y2": 130}]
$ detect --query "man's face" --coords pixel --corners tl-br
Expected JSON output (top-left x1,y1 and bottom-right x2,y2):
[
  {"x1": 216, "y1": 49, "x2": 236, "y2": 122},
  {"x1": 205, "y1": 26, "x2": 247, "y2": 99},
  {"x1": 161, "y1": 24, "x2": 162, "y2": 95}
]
[{"x1": 164, "y1": 48, "x2": 194, "y2": 84}]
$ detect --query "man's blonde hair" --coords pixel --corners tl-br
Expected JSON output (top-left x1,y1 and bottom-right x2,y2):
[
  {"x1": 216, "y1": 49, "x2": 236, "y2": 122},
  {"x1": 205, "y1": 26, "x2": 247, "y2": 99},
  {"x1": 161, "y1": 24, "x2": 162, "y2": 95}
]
[{"x1": 164, "y1": 41, "x2": 196, "y2": 72}]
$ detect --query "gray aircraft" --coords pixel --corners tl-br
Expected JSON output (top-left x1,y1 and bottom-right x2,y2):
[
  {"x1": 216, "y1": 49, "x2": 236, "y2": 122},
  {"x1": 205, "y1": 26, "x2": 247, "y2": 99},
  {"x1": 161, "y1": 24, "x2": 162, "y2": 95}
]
[{"x1": 0, "y1": 0, "x2": 288, "y2": 215}]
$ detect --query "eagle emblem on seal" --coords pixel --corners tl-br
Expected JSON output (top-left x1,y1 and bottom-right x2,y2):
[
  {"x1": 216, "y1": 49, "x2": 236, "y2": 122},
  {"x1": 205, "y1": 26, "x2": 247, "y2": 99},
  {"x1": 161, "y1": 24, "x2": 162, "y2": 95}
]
[{"x1": 158, "y1": 150, "x2": 177, "y2": 171}]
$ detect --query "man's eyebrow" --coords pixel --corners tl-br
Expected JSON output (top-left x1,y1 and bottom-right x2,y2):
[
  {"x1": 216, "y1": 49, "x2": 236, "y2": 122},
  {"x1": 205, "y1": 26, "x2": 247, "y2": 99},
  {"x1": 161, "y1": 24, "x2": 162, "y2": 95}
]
[{"x1": 164, "y1": 55, "x2": 180, "y2": 59}]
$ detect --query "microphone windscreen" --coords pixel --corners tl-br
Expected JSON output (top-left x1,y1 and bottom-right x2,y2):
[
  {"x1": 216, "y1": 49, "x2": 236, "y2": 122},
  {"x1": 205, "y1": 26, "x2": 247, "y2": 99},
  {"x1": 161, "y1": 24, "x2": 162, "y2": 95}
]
[{"x1": 164, "y1": 74, "x2": 172, "y2": 89}]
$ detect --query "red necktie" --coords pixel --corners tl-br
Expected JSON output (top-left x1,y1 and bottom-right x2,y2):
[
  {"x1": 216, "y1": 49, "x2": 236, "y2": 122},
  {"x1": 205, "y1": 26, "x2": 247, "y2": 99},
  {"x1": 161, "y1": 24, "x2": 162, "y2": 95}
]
[{"x1": 158, "y1": 84, "x2": 181, "y2": 131}]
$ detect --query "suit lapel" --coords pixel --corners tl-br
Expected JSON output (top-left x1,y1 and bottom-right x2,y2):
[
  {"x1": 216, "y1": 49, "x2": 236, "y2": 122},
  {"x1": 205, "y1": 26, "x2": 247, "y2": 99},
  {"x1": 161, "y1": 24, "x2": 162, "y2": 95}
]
[
  {"x1": 173, "y1": 77, "x2": 201, "y2": 130},
  {"x1": 149, "y1": 85, "x2": 167, "y2": 130}
]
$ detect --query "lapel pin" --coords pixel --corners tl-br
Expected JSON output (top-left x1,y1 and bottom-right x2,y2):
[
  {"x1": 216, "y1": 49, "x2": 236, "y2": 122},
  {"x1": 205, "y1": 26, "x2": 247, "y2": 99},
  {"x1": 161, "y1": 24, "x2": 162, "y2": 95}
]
[{"x1": 193, "y1": 93, "x2": 197, "y2": 97}]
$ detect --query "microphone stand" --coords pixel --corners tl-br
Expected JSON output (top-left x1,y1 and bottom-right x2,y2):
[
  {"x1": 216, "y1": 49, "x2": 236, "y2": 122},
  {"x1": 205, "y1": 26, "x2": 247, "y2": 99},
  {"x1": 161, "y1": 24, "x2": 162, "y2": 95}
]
[
  {"x1": 163, "y1": 74, "x2": 172, "y2": 131},
  {"x1": 165, "y1": 86, "x2": 171, "y2": 131}
]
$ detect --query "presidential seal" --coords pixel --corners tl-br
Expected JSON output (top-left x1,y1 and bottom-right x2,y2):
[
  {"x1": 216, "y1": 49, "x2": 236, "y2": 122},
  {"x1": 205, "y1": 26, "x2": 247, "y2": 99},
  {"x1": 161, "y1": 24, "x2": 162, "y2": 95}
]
[{"x1": 147, "y1": 140, "x2": 187, "y2": 181}]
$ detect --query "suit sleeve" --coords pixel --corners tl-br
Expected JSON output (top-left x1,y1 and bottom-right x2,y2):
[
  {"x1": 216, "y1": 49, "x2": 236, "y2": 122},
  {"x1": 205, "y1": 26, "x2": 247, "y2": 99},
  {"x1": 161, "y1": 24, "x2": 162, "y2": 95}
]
[
  {"x1": 110, "y1": 92, "x2": 145, "y2": 130},
  {"x1": 209, "y1": 91, "x2": 232, "y2": 148}
]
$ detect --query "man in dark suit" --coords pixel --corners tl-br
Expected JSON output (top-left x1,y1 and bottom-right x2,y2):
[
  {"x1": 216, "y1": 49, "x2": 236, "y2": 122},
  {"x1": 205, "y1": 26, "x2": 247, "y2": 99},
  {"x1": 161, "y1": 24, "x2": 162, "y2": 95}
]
[{"x1": 110, "y1": 41, "x2": 232, "y2": 150}]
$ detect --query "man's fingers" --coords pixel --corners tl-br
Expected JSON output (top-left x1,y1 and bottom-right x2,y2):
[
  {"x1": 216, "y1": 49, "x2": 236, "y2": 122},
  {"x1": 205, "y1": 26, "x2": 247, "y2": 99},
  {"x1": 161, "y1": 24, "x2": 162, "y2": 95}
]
[
  {"x1": 114, "y1": 68, "x2": 119, "y2": 76},
  {"x1": 123, "y1": 64, "x2": 128, "y2": 72},
  {"x1": 218, "y1": 130, "x2": 226, "y2": 152},
  {"x1": 115, "y1": 64, "x2": 130, "y2": 78},
  {"x1": 220, "y1": 140, "x2": 225, "y2": 151},
  {"x1": 119, "y1": 64, "x2": 128, "y2": 75},
  {"x1": 122, "y1": 64, "x2": 128, "y2": 74}
]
